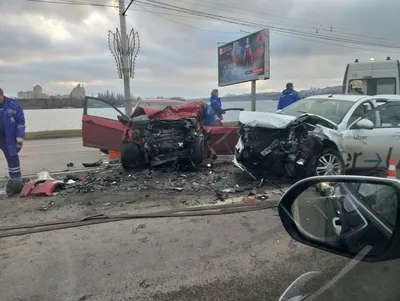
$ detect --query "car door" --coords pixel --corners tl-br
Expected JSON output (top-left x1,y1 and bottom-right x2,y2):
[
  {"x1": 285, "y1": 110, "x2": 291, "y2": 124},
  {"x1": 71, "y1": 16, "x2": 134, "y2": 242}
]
[
  {"x1": 342, "y1": 101, "x2": 400, "y2": 170},
  {"x1": 82, "y1": 96, "x2": 128, "y2": 152},
  {"x1": 204, "y1": 125, "x2": 240, "y2": 155},
  {"x1": 341, "y1": 100, "x2": 377, "y2": 169}
]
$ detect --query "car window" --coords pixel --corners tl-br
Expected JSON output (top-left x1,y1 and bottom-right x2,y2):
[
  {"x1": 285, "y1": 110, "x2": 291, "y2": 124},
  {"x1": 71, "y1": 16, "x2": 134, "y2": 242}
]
[
  {"x1": 359, "y1": 102, "x2": 400, "y2": 128},
  {"x1": 376, "y1": 103, "x2": 400, "y2": 128},
  {"x1": 85, "y1": 97, "x2": 124, "y2": 120},
  {"x1": 347, "y1": 101, "x2": 375, "y2": 127},
  {"x1": 280, "y1": 98, "x2": 354, "y2": 124},
  {"x1": 348, "y1": 78, "x2": 396, "y2": 95},
  {"x1": 355, "y1": 183, "x2": 397, "y2": 230},
  {"x1": 344, "y1": 182, "x2": 359, "y2": 194}
]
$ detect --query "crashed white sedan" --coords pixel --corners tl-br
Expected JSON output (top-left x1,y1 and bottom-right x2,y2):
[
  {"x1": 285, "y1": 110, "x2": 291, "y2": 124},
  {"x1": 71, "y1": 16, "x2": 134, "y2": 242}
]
[{"x1": 234, "y1": 94, "x2": 400, "y2": 179}]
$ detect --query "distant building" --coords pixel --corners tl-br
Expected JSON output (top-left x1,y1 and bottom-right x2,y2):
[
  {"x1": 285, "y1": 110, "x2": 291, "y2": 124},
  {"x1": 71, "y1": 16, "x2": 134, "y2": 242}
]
[
  {"x1": 32, "y1": 85, "x2": 43, "y2": 99},
  {"x1": 17, "y1": 91, "x2": 33, "y2": 99},
  {"x1": 17, "y1": 84, "x2": 48, "y2": 99},
  {"x1": 70, "y1": 83, "x2": 85, "y2": 99}
]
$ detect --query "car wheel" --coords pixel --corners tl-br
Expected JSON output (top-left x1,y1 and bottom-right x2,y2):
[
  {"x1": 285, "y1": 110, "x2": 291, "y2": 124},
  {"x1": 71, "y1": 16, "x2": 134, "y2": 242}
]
[
  {"x1": 189, "y1": 135, "x2": 205, "y2": 166},
  {"x1": 121, "y1": 141, "x2": 144, "y2": 169},
  {"x1": 308, "y1": 149, "x2": 345, "y2": 176}
]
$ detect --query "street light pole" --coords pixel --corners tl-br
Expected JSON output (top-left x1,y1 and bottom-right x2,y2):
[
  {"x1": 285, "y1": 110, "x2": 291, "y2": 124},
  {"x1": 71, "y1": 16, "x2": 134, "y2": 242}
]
[{"x1": 118, "y1": 0, "x2": 132, "y2": 116}]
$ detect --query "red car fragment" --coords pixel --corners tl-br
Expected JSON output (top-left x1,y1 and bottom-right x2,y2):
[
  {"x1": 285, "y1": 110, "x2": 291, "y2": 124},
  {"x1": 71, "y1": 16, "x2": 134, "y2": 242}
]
[{"x1": 20, "y1": 180, "x2": 63, "y2": 197}]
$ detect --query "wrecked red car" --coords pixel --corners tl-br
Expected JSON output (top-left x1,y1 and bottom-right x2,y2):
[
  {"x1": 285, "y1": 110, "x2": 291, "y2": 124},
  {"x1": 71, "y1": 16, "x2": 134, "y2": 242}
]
[{"x1": 82, "y1": 97, "x2": 243, "y2": 169}]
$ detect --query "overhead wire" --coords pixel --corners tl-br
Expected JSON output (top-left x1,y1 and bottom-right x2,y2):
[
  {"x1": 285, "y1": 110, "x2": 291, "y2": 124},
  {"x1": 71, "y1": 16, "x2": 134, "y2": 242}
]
[
  {"x1": 26, "y1": 0, "x2": 400, "y2": 52},
  {"x1": 174, "y1": 0, "x2": 400, "y2": 44},
  {"x1": 135, "y1": 0, "x2": 400, "y2": 49},
  {"x1": 27, "y1": 0, "x2": 115, "y2": 7},
  {"x1": 134, "y1": 2, "x2": 239, "y2": 34}
]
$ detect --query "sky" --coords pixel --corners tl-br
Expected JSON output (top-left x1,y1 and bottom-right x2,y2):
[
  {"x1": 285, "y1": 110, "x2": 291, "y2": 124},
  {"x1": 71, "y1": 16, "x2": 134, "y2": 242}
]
[{"x1": 1, "y1": 0, "x2": 400, "y2": 98}]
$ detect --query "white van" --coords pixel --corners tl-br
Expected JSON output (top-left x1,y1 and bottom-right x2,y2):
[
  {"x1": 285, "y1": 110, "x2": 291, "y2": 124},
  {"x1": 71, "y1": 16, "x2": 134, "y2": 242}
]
[{"x1": 342, "y1": 57, "x2": 400, "y2": 95}]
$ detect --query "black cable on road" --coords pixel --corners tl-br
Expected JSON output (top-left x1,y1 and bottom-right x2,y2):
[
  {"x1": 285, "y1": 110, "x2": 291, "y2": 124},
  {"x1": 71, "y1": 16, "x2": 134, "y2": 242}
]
[{"x1": 0, "y1": 200, "x2": 279, "y2": 238}]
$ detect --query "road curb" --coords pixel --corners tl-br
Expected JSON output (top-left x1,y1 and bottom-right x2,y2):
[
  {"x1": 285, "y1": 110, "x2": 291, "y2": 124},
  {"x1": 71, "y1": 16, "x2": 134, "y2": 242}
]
[{"x1": 25, "y1": 132, "x2": 82, "y2": 140}]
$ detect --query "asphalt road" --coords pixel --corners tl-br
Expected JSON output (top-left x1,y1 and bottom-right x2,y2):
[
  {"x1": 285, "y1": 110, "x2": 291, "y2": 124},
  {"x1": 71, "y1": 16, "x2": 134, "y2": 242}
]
[
  {"x1": 1, "y1": 179, "x2": 400, "y2": 300},
  {"x1": 1, "y1": 140, "x2": 400, "y2": 300},
  {"x1": 0, "y1": 205, "x2": 345, "y2": 301},
  {"x1": 0, "y1": 137, "x2": 103, "y2": 178}
]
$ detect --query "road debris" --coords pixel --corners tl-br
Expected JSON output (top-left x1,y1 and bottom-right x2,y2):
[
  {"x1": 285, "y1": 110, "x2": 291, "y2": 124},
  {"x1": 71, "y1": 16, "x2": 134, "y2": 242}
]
[{"x1": 82, "y1": 160, "x2": 103, "y2": 168}]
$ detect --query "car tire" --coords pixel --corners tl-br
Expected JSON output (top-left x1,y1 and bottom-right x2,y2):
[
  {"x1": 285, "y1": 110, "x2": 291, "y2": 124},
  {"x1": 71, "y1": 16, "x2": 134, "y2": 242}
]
[
  {"x1": 121, "y1": 141, "x2": 144, "y2": 169},
  {"x1": 190, "y1": 135, "x2": 205, "y2": 166},
  {"x1": 284, "y1": 162, "x2": 298, "y2": 178},
  {"x1": 307, "y1": 149, "x2": 345, "y2": 176}
]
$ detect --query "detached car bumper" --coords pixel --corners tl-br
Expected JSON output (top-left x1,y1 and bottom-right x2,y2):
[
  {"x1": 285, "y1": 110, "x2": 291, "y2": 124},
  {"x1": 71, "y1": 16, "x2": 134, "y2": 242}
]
[{"x1": 233, "y1": 137, "x2": 257, "y2": 180}]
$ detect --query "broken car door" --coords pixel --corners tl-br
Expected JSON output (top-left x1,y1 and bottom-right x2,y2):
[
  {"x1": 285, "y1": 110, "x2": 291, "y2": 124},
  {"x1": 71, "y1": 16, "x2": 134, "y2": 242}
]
[
  {"x1": 205, "y1": 124, "x2": 240, "y2": 155},
  {"x1": 82, "y1": 97, "x2": 128, "y2": 152}
]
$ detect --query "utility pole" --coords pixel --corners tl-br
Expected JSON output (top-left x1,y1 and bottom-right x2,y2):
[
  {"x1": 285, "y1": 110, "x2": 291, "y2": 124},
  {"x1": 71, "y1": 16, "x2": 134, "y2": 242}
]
[
  {"x1": 109, "y1": 1, "x2": 140, "y2": 116},
  {"x1": 118, "y1": 0, "x2": 132, "y2": 116}
]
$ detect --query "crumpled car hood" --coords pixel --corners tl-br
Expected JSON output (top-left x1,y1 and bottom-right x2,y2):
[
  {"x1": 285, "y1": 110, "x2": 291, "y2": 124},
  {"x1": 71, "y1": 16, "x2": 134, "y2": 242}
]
[
  {"x1": 239, "y1": 111, "x2": 295, "y2": 128},
  {"x1": 239, "y1": 111, "x2": 338, "y2": 130},
  {"x1": 131, "y1": 102, "x2": 202, "y2": 121}
]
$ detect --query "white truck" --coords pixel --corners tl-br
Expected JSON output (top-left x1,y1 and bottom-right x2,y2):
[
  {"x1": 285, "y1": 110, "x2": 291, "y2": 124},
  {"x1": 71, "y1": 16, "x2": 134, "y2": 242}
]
[{"x1": 342, "y1": 57, "x2": 400, "y2": 95}]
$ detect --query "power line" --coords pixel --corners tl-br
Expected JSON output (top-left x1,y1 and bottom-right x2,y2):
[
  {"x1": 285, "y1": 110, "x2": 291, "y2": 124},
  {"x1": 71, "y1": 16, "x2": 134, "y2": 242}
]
[
  {"x1": 176, "y1": 0, "x2": 400, "y2": 44},
  {"x1": 122, "y1": 0, "x2": 134, "y2": 15},
  {"x1": 135, "y1": 0, "x2": 400, "y2": 49},
  {"x1": 138, "y1": 3, "x2": 400, "y2": 54},
  {"x1": 135, "y1": 2, "x2": 239, "y2": 34},
  {"x1": 27, "y1": 0, "x2": 400, "y2": 51},
  {"x1": 27, "y1": 0, "x2": 114, "y2": 7}
]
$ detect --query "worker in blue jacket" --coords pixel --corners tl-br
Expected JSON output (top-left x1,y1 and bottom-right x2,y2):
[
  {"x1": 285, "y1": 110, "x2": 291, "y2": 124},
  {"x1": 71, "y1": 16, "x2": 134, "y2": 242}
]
[
  {"x1": 200, "y1": 101, "x2": 217, "y2": 126},
  {"x1": 0, "y1": 88, "x2": 25, "y2": 180},
  {"x1": 277, "y1": 83, "x2": 301, "y2": 110},
  {"x1": 210, "y1": 89, "x2": 223, "y2": 122}
]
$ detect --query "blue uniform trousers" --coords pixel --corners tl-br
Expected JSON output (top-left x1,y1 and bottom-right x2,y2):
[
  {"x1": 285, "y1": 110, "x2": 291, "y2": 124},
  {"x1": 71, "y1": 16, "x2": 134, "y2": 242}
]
[{"x1": 0, "y1": 137, "x2": 21, "y2": 179}]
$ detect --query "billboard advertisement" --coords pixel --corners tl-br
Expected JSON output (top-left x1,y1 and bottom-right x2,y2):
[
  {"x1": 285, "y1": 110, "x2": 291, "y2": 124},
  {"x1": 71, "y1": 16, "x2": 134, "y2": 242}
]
[{"x1": 218, "y1": 29, "x2": 270, "y2": 87}]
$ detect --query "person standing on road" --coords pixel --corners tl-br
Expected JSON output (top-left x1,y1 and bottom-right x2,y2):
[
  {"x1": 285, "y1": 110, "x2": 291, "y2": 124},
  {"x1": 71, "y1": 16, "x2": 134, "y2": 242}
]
[
  {"x1": 0, "y1": 88, "x2": 25, "y2": 180},
  {"x1": 277, "y1": 83, "x2": 301, "y2": 110},
  {"x1": 210, "y1": 89, "x2": 223, "y2": 125}
]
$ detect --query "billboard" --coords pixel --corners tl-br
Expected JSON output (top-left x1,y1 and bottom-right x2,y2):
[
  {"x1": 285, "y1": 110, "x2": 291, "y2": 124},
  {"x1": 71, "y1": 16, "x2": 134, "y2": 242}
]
[{"x1": 218, "y1": 29, "x2": 270, "y2": 87}]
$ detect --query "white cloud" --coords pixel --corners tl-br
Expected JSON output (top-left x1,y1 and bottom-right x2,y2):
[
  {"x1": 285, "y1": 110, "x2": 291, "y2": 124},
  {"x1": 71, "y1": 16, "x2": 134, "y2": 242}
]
[{"x1": 1, "y1": 0, "x2": 400, "y2": 98}]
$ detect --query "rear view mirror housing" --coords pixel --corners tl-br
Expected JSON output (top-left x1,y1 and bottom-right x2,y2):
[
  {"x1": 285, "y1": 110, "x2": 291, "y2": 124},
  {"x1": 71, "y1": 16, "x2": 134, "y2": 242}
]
[
  {"x1": 354, "y1": 118, "x2": 374, "y2": 130},
  {"x1": 278, "y1": 175, "x2": 400, "y2": 262}
]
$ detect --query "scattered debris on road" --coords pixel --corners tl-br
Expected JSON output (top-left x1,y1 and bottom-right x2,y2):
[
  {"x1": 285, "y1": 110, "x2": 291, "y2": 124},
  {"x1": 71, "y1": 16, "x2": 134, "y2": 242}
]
[
  {"x1": 82, "y1": 159, "x2": 103, "y2": 168},
  {"x1": 4, "y1": 158, "x2": 293, "y2": 217}
]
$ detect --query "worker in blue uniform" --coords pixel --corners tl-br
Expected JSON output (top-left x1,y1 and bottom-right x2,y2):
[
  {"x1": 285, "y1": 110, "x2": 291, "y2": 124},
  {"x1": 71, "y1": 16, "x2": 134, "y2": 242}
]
[
  {"x1": 200, "y1": 101, "x2": 217, "y2": 126},
  {"x1": 210, "y1": 89, "x2": 223, "y2": 125},
  {"x1": 0, "y1": 88, "x2": 25, "y2": 180}
]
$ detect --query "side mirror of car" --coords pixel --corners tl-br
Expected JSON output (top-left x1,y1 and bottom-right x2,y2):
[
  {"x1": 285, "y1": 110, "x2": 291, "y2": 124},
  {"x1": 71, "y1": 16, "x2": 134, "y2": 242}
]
[
  {"x1": 278, "y1": 176, "x2": 400, "y2": 262},
  {"x1": 118, "y1": 115, "x2": 129, "y2": 124},
  {"x1": 354, "y1": 118, "x2": 374, "y2": 130}
]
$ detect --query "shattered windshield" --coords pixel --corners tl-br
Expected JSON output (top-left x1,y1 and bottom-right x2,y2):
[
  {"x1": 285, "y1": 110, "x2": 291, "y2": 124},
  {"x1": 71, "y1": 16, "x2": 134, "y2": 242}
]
[{"x1": 279, "y1": 98, "x2": 355, "y2": 124}]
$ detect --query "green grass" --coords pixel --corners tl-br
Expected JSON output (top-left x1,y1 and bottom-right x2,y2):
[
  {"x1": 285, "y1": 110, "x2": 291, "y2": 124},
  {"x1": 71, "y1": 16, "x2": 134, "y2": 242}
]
[{"x1": 25, "y1": 129, "x2": 82, "y2": 140}]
